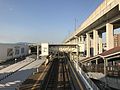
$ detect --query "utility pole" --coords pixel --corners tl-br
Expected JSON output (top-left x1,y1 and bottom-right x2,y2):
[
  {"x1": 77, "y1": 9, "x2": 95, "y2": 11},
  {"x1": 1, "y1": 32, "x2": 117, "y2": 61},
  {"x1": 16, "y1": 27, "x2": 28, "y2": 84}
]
[
  {"x1": 75, "y1": 36, "x2": 79, "y2": 71},
  {"x1": 37, "y1": 45, "x2": 39, "y2": 60}
]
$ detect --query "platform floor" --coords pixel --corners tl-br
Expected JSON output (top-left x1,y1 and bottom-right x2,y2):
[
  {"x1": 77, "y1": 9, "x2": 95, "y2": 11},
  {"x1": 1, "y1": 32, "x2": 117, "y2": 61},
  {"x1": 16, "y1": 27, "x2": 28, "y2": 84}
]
[{"x1": 0, "y1": 57, "x2": 44, "y2": 90}]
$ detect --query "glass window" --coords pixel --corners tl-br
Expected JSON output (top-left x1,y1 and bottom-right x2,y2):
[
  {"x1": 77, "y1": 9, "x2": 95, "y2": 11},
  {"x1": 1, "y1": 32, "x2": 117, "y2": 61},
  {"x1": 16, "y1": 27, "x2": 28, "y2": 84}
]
[
  {"x1": 21, "y1": 48, "x2": 24, "y2": 54},
  {"x1": 7, "y1": 48, "x2": 13, "y2": 56},
  {"x1": 15, "y1": 47, "x2": 20, "y2": 55}
]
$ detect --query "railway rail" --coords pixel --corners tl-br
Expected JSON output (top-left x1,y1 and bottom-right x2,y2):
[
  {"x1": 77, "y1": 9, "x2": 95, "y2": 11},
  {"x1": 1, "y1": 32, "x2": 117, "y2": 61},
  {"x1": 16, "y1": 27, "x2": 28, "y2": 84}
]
[
  {"x1": 40, "y1": 57, "x2": 72, "y2": 90},
  {"x1": 20, "y1": 54, "x2": 93, "y2": 90}
]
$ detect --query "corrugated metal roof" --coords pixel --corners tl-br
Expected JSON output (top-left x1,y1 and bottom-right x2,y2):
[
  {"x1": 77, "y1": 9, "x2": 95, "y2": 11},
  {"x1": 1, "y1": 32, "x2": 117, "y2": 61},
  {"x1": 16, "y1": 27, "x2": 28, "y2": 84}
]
[
  {"x1": 100, "y1": 46, "x2": 120, "y2": 56},
  {"x1": 80, "y1": 46, "x2": 120, "y2": 62}
]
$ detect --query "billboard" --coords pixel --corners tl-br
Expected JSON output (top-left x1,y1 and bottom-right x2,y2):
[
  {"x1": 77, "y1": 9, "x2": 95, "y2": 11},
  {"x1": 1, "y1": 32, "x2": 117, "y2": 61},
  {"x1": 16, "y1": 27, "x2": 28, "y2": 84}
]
[{"x1": 41, "y1": 43, "x2": 49, "y2": 56}]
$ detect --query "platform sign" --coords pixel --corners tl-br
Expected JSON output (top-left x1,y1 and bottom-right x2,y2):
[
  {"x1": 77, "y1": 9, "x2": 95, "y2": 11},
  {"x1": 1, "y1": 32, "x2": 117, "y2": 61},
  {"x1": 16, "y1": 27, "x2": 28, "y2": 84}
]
[
  {"x1": 78, "y1": 43, "x2": 85, "y2": 52},
  {"x1": 41, "y1": 43, "x2": 49, "y2": 56}
]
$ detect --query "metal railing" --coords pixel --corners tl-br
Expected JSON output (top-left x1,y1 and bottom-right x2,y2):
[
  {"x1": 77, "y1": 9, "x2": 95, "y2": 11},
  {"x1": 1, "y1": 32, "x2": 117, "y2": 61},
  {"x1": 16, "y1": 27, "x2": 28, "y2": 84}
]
[
  {"x1": 66, "y1": 54, "x2": 99, "y2": 90},
  {"x1": 85, "y1": 64, "x2": 120, "y2": 77},
  {"x1": 73, "y1": 60, "x2": 99, "y2": 90}
]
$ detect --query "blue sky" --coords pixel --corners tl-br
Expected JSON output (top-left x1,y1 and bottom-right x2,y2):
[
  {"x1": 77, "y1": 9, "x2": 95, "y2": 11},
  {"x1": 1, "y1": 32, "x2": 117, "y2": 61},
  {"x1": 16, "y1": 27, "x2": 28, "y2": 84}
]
[{"x1": 0, "y1": 0, "x2": 105, "y2": 43}]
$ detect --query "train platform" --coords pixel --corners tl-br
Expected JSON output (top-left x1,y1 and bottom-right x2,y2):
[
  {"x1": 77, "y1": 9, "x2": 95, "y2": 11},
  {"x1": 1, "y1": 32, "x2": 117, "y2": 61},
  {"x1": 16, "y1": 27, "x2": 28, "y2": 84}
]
[
  {"x1": 19, "y1": 62, "x2": 50, "y2": 90},
  {"x1": 19, "y1": 56, "x2": 98, "y2": 90},
  {"x1": 0, "y1": 56, "x2": 45, "y2": 90},
  {"x1": 19, "y1": 57, "x2": 74, "y2": 90},
  {"x1": 1, "y1": 53, "x2": 116, "y2": 90}
]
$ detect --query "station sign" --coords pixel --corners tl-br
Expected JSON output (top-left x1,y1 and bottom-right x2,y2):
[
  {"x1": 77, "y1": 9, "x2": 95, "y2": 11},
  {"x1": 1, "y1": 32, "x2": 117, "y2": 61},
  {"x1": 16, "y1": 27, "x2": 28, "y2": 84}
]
[
  {"x1": 78, "y1": 43, "x2": 85, "y2": 52},
  {"x1": 41, "y1": 43, "x2": 49, "y2": 56}
]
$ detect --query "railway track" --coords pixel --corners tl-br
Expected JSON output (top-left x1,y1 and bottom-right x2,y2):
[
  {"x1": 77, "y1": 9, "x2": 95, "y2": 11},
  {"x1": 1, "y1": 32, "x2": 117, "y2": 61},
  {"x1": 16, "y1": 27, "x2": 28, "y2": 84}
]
[
  {"x1": 41, "y1": 57, "x2": 72, "y2": 90},
  {"x1": 20, "y1": 54, "x2": 88, "y2": 90}
]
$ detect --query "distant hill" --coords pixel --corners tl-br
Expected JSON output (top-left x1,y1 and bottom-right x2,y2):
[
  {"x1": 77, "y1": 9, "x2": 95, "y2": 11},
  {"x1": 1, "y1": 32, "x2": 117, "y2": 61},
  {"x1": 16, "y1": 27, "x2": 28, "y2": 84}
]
[{"x1": 16, "y1": 42, "x2": 34, "y2": 45}]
